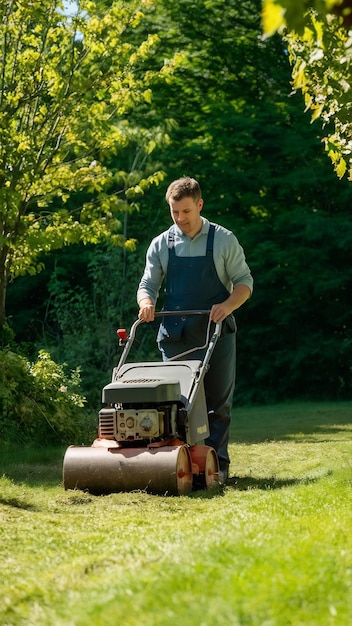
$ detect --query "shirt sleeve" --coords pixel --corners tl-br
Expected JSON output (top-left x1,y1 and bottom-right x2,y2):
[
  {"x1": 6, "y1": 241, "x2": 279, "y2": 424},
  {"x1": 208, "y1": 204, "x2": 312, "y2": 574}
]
[
  {"x1": 137, "y1": 235, "x2": 166, "y2": 305},
  {"x1": 214, "y1": 227, "x2": 253, "y2": 295}
]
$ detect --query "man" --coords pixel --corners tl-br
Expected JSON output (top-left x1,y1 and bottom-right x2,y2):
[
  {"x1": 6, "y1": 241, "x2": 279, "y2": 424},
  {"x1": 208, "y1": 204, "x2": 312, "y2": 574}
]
[{"x1": 137, "y1": 176, "x2": 253, "y2": 484}]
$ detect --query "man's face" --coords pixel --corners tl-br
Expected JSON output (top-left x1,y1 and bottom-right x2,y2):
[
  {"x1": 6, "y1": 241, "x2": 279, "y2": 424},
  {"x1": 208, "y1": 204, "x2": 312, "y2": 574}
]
[{"x1": 169, "y1": 196, "x2": 203, "y2": 239}]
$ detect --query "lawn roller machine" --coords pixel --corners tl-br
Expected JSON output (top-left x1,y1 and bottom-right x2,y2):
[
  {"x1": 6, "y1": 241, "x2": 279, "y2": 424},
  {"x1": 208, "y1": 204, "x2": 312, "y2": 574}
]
[{"x1": 63, "y1": 311, "x2": 222, "y2": 496}]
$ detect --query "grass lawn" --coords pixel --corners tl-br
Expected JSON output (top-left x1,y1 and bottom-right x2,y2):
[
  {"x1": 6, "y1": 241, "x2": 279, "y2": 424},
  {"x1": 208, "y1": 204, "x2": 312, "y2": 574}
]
[{"x1": 1, "y1": 401, "x2": 352, "y2": 625}]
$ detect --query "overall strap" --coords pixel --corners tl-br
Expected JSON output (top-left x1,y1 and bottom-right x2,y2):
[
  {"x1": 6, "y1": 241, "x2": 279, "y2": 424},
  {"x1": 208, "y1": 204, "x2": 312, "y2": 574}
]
[
  {"x1": 167, "y1": 226, "x2": 176, "y2": 250},
  {"x1": 206, "y1": 224, "x2": 215, "y2": 254}
]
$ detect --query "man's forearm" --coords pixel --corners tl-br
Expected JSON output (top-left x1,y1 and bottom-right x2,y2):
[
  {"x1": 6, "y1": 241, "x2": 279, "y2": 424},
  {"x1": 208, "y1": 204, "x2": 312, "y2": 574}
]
[
  {"x1": 138, "y1": 296, "x2": 154, "y2": 307},
  {"x1": 227, "y1": 284, "x2": 251, "y2": 312},
  {"x1": 210, "y1": 284, "x2": 251, "y2": 323}
]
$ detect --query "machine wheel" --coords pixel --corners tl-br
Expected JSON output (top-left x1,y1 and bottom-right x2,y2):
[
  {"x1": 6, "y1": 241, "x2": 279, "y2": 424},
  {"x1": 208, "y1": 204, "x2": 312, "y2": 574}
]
[
  {"x1": 63, "y1": 444, "x2": 193, "y2": 496},
  {"x1": 189, "y1": 445, "x2": 219, "y2": 489},
  {"x1": 174, "y1": 445, "x2": 194, "y2": 495}
]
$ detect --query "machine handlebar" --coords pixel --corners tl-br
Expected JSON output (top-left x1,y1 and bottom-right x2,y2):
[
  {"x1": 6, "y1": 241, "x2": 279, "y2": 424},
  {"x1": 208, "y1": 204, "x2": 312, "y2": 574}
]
[{"x1": 116, "y1": 310, "x2": 222, "y2": 371}]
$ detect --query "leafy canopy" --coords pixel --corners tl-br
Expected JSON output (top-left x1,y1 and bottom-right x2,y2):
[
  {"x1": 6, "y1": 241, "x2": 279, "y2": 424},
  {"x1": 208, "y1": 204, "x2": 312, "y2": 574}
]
[
  {"x1": 262, "y1": 0, "x2": 352, "y2": 180},
  {"x1": 0, "y1": 0, "x2": 176, "y2": 289}
]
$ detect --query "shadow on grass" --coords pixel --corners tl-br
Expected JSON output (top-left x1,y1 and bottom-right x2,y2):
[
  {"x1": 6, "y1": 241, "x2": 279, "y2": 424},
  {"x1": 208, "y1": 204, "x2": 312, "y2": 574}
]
[
  {"x1": 186, "y1": 473, "x2": 325, "y2": 498},
  {"x1": 0, "y1": 465, "x2": 62, "y2": 490},
  {"x1": 0, "y1": 444, "x2": 65, "y2": 487},
  {"x1": 0, "y1": 462, "x2": 63, "y2": 488},
  {"x1": 0, "y1": 496, "x2": 41, "y2": 510},
  {"x1": 189, "y1": 469, "x2": 330, "y2": 497},
  {"x1": 226, "y1": 472, "x2": 331, "y2": 491}
]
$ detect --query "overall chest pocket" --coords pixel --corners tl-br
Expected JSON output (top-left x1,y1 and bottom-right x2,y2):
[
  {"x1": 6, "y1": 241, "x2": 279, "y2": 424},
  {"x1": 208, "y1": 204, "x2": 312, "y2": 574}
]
[{"x1": 157, "y1": 317, "x2": 186, "y2": 343}]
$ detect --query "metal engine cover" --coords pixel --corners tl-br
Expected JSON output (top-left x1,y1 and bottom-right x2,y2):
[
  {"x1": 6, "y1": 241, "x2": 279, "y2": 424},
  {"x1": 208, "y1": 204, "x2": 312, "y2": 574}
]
[
  {"x1": 102, "y1": 377, "x2": 181, "y2": 404},
  {"x1": 116, "y1": 408, "x2": 162, "y2": 441}
]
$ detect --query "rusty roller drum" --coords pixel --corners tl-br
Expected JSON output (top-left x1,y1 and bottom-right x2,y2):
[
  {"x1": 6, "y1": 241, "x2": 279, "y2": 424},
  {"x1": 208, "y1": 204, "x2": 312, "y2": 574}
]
[
  {"x1": 189, "y1": 445, "x2": 219, "y2": 489},
  {"x1": 63, "y1": 444, "x2": 193, "y2": 496}
]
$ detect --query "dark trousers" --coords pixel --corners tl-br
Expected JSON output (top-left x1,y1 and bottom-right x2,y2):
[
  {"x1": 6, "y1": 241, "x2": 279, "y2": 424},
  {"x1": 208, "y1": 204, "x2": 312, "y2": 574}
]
[{"x1": 204, "y1": 331, "x2": 236, "y2": 469}]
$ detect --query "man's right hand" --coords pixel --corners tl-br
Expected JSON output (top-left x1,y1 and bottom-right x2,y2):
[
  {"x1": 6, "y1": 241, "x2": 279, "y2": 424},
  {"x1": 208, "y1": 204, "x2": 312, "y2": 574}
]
[{"x1": 138, "y1": 302, "x2": 155, "y2": 322}]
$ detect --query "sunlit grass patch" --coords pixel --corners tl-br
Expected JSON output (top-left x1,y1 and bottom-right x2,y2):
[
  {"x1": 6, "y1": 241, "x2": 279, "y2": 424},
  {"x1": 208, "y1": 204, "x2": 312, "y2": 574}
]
[{"x1": 1, "y1": 401, "x2": 352, "y2": 625}]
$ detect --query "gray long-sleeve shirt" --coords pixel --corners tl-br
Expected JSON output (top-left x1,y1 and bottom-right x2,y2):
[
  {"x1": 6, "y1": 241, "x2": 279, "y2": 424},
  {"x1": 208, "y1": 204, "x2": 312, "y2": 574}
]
[{"x1": 137, "y1": 217, "x2": 253, "y2": 306}]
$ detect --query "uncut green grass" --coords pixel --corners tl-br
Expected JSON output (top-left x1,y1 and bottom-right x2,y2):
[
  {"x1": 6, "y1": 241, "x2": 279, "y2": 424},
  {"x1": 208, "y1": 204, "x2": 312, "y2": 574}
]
[{"x1": 1, "y1": 402, "x2": 351, "y2": 626}]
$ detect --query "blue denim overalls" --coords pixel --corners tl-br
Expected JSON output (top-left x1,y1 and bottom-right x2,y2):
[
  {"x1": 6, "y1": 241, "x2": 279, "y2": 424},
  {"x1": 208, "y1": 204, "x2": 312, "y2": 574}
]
[{"x1": 157, "y1": 224, "x2": 236, "y2": 470}]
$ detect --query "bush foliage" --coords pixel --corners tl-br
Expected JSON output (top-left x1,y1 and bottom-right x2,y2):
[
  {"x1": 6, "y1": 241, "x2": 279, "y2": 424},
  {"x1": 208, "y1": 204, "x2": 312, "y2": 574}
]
[{"x1": 0, "y1": 348, "x2": 88, "y2": 445}]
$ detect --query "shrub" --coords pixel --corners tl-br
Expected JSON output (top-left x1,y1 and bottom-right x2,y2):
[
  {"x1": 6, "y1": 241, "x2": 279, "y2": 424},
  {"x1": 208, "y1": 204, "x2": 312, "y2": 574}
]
[{"x1": 0, "y1": 348, "x2": 90, "y2": 445}]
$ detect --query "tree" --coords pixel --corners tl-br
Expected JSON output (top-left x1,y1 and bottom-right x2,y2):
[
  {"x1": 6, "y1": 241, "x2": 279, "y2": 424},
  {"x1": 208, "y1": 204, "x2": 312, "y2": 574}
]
[
  {"x1": 0, "y1": 0, "x2": 174, "y2": 328},
  {"x1": 262, "y1": 0, "x2": 352, "y2": 180}
]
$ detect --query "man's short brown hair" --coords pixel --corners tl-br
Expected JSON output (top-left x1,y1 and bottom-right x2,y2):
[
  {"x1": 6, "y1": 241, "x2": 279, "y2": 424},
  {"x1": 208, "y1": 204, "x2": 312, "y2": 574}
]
[{"x1": 165, "y1": 177, "x2": 202, "y2": 203}]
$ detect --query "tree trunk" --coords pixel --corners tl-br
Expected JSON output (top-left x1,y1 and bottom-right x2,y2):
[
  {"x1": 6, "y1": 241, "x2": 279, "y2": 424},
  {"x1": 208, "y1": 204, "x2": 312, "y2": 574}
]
[{"x1": 0, "y1": 248, "x2": 8, "y2": 329}]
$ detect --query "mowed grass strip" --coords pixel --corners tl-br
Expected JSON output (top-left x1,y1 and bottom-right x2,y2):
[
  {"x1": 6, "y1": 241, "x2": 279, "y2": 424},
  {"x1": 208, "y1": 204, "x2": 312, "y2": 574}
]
[{"x1": 0, "y1": 402, "x2": 351, "y2": 626}]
